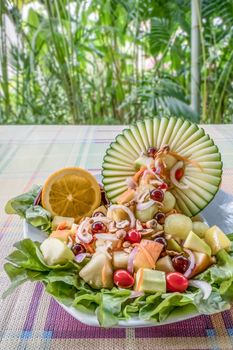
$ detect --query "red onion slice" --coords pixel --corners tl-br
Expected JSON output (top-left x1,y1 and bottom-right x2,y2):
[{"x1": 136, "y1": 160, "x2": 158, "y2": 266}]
[
  {"x1": 183, "y1": 248, "x2": 196, "y2": 278},
  {"x1": 34, "y1": 188, "x2": 42, "y2": 205},
  {"x1": 127, "y1": 246, "x2": 138, "y2": 274},
  {"x1": 77, "y1": 233, "x2": 93, "y2": 244},
  {"x1": 189, "y1": 280, "x2": 212, "y2": 300},
  {"x1": 92, "y1": 217, "x2": 112, "y2": 223},
  {"x1": 125, "y1": 177, "x2": 137, "y2": 189},
  {"x1": 67, "y1": 236, "x2": 73, "y2": 249},
  {"x1": 108, "y1": 205, "x2": 136, "y2": 228},
  {"x1": 170, "y1": 161, "x2": 189, "y2": 189},
  {"x1": 94, "y1": 233, "x2": 118, "y2": 241},
  {"x1": 146, "y1": 158, "x2": 156, "y2": 176},
  {"x1": 74, "y1": 253, "x2": 90, "y2": 263},
  {"x1": 76, "y1": 218, "x2": 93, "y2": 244}
]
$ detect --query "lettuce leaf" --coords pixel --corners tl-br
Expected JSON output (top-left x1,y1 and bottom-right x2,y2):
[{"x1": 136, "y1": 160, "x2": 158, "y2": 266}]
[
  {"x1": 25, "y1": 205, "x2": 52, "y2": 232},
  {"x1": 197, "y1": 246, "x2": 233, "y2": 303},
  {"x1": 5, "y1": 185, "x2": 52, "y2": 232},
  {"x1": 46, "y1": 281, "x2": 78, "y2": 306},
  {"x1": 96, "y1": 289, "x2": 132, "y2": 327},
  {"x1": 2, "y1": 263, "x2": 47, "y2": 299},
  {"x1": 3, "y1": 237, "x2": 233, "y2": 327},
  {"x1": 5, "y1": 185, "x2": 42, "y2": 216},
  {"x1": 139, "y1": 292, "x2": 195, "y2": 321}
]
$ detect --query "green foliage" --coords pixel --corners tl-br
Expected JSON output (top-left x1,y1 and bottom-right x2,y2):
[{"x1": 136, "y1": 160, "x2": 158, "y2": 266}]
[{"x1": 0, "y1": 0, "x2": 232, "y2": 124}]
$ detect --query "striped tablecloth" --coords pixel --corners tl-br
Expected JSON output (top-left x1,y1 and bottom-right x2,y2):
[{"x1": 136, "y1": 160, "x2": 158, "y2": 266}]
[{"x1": 0, "y1": 125, "x2": 232, "y2": 350}]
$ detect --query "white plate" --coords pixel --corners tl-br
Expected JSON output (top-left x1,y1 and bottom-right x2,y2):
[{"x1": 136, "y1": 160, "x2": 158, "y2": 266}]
[{"x1": 23, "y1": 189, "x2": 233, "y2": 327}]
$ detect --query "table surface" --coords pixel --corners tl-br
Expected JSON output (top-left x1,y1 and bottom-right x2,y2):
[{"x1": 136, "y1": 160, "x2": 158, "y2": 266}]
[{"x1": 0, "y1": 125, "x2": 233, "y2": 350}]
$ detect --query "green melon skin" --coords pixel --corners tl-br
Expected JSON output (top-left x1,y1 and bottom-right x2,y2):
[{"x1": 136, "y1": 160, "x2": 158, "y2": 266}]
[{"x1": 102, "y1": 117, "x2": 223, "y2": 217}]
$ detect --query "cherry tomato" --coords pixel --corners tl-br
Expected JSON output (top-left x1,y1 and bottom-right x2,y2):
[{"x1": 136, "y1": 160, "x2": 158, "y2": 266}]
[
  {"x1": 166, "y1": 272, "x2": 188, "y2": 292},
  {"x1": 125, "y1": 229, "x2": 141, "y2": 244},
  {"x1": 113, "y1": 269, "x2": 134, "y2": 288},
  {"x1": 175, "y1": 168, "x2": 184, "y2": 181}
]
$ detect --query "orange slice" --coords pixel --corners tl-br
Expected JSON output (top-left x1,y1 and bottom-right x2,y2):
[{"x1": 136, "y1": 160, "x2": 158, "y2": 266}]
[{"x1": 41, "y1": 167, "x2": 101, "y2": 222}]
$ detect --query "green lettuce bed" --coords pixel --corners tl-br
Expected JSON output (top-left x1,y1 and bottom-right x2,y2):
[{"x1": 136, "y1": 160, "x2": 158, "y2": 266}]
[{"x1": 3, "y1": 236, "x2": 233, "y2": 327}]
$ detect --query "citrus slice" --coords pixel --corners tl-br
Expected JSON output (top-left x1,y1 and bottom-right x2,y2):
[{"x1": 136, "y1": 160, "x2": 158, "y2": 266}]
[{"x1": 41, "y1": 167, "x2": 101, "y2": 222}]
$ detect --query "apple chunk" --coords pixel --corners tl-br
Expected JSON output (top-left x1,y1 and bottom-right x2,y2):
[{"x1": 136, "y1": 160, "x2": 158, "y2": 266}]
[
  {"x1": 133, "y1": 239, "x2": 164, "y2": 271},
  {"x1": 40, "y1": 238, "x2": 74, "y2": 266},
  {"x1": 189, "y1": 252, "x2": 215, "y2": 278}
]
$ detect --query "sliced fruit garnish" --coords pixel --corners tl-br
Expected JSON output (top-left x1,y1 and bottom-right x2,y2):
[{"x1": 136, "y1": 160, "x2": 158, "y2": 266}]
[
  {"x1": 41, "y1": 167, "x2": 101, "y2": 222},
  {"x1": 102, "y1": 117, "x2": 222, "y2": 216}
]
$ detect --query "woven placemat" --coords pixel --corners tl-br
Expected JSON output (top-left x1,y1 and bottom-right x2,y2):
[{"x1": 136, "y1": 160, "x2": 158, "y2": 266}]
[{"x1": 0, "y1": 125, "x2": 232, "y2": 350}]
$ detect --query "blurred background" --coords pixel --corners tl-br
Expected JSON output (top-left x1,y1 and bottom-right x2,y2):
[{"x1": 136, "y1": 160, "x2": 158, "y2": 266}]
[{"x1": 0, "y1": 0, "x2": 233, "y2": 125}]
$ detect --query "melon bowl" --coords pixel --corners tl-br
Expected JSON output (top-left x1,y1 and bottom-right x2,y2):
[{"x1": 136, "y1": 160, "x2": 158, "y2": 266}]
[
  {"x1": 23, "y1": 188, "x2": 233, "y2": 327},
  {"x1": 102, "y1": 117, "x2": 223, "y2": 217}
]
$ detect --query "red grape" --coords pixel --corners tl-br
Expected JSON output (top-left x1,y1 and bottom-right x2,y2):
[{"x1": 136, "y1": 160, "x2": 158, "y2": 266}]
[
  {"x1": 147, "y1": 147, "x2": 157, "y2": 158},
  {"x1": 175, "y1": 168, "x2": 184, "y2": 181},
  {"x1": 93, "y1": 211, "x2": 105, "y2": 217},
  {"x1": 91, "y1": 221, "x2": 107, "y2": 234},
  {"x1": 72, "y1": 243, "x2": 86, "y2": 255},
  {"x1": 158, "y1": 182, "x2": 168, "y2": 190},
  {"x1": 172, "y1": 255, "x2": 190, "y2": 273},
  {"x1": 150, "y1": 189, "x2": 164, "y2": 202},
  {"x1": 125, "y1": 229, "x2": 141, "y2": 244},
  {"x1": 154, "y1": 236, "x2": 167, "y2": 251},
  {"x1": 154, "y1": 212, "x2": 166, "y2": 225}
]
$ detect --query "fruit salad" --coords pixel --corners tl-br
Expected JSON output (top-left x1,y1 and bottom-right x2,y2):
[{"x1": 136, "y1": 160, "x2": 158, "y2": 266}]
[
  {"x1": 3, "y1": 117, "x2": 233, "y2": 327},
  {"x1": 41, "y1": 199, "x2": 230, "y2": 295}
]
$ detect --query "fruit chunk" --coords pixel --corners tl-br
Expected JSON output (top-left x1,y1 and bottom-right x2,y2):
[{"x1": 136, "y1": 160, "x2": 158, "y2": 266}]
[
  {"x1": 93, "y1": 205, "x2": 107, "y2": 216},
  {"x1": 134, "y1": 268, "x2": 166, "y2": 293},
  {"x1": 117, "y1": 189, "x2": 135, "y2": 204},
  {"x1": 189, "y1": 252, "x2": 214, "y2": 278},
  {"x1": 107, "y1": 207, "x2": 129, "y2": 222},
  {"x1": 134, "y1": 155, "x2": 152, "y2": 169},
  {"x1": 164, "y1": 214, "x2": 193, "y2": 240},
  {"x1": 52, "y1": 216, "x2": 75, "y2": 230},
  {"x1": 204, "y1": 225, "x2": 231, "y2": 255},
  {"x1": 155, "y1": 256, "x2": 175, "y2": 273},
  {"x1": 163, "y1": 154, "x2": 177, "y2": 169},
  {"x1": 50, "y1": 229, "x2": 72, "y2": 243},
  {"x1": 79, "y1": 252, "x2": 113, "y2": 289},
  {"x1": 161, "y1": 191, "x2": 176, "y2": 213},
  {"x1": 135, "y1": 204, "x2": 158, "y2": 222},
  {"x1": 112, "y1": 251, "x2": 129, "y2": 270},
  {"x1": 40, "y1": 238, "x2": 74, "y2": 265},
  {"x1": 133, "y1": 239, "x2": 164, "y2": 271},
  {"x1": 183, "y1": 231, "x2": 211, "y2": 256},
  {"x1": 41, "y1": 167, "x2": 101, "y2": 222},
  {"x1": 102, "y1": 117, "x2": 222, "y2": 216},
  {"x1": 192, "y1": 221, "x2": 209, "y2": 238},
  {"x1": 167, "y1": 238, "x2": 182, "y2": 252}
]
